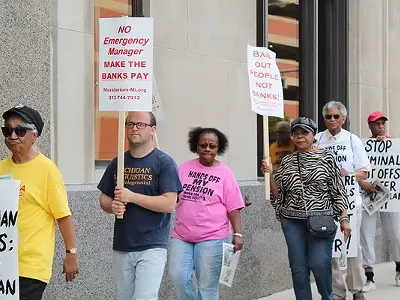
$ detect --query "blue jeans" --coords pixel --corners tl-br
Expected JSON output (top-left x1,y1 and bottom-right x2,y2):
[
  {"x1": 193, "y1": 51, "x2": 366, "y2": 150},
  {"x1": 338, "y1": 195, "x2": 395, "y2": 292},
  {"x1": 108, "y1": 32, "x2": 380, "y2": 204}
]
[
  {"x1": 281, "y1": 218, "x2": 335, "y2": 300},
  {"x1": 113, "y1": 248, "x2": 167, "y2": 300},
  {"x1": 169, "y1": 237, "x2": 231, "y2": 300}
]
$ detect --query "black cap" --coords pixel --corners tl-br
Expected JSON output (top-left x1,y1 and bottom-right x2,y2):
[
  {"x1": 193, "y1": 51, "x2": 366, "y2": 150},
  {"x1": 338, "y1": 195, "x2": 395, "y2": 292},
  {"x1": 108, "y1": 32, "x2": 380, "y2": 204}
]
[
  {"x1": 2, "y1": 104, "x2": 44, "y2": 136},
  {"x1": 291, "y1": 117, "x2": 317, "y2": 135}
]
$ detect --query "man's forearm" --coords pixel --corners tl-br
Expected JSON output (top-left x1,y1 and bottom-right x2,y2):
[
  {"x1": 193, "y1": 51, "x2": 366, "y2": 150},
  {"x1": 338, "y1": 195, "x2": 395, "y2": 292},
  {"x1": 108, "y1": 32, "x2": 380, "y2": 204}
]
[
  {"x1": 355, "y1": 170, "x2": 368, "y2": 181},
  {"x1": 57, "y1": 215, "x2": 76, "y2": 250},
  {"x1": 100, "y1": 194, "x2": 113, "y2": 214},
  {"x1": 131, "y1": 191, "x2": 177, "y2": 213}
]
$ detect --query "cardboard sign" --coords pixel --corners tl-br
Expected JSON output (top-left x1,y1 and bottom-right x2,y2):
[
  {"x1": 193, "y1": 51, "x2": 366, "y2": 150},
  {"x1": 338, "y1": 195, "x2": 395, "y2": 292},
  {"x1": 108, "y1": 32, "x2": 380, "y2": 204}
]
[
  {"x1": 332, "y1": 175, "x2": 358, "y2": 258},
  {"x1": 247, "y1": 44, "x2": 284, "y2": 117},
  {"x1": 362, "y1": 138, "x2": 400, "y2": 212},
  {"x1": 0, "y1": 180, "x2": 20, "y2": 299},
  {"x1": 99, "y1": 17, "x2": 153, "y2": 111}
]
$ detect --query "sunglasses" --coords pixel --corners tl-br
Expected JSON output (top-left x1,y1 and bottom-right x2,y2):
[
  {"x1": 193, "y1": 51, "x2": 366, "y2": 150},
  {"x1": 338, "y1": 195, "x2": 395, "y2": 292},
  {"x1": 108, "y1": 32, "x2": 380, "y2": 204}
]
[
  {"x1": 198, "y1": 143, "x2": 218, "y2": 150},
  {"x1": 325, "y1": 114, "x2": 341, "y2": 120},
  {"x1": 1, "y1": 126, "x2": 32, "y2": 137}
]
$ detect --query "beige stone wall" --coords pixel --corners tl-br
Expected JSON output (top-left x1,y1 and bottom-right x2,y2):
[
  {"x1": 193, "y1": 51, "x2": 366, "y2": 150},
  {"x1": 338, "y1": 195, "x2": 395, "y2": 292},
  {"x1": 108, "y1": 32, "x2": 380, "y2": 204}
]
[
  {"x1": 150, "y1": 0, "x2": 258, "y2": 180},
  {"x1": 51, "y1": 0, "x2": 95, "y2": 183},
  {"x1": 348, "y1": 0, "x2": 400, "y2": 138},
  {"x1": 0, "y1": 0, "x2": 52, "y2": 159}
]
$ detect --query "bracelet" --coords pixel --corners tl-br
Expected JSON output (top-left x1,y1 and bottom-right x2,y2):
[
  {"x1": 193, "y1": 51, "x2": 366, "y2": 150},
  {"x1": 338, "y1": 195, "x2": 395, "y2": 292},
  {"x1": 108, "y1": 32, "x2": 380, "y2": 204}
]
[
  {"x1": 233, "y1": 233, "x2": 243, "y2": 238},
  {"x1": 339, "y1": 215, "x2": 348, "y2": 220},
  {"x1": 339, "y1": 217, "x2": 349, "y2": 223}
]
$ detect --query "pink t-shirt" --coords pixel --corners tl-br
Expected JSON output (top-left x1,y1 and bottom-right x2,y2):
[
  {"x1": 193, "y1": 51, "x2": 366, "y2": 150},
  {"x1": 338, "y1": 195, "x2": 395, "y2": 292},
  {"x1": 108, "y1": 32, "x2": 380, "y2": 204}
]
[{"x1": 171, "y1": 159, "x2": 244, "y2": 242}]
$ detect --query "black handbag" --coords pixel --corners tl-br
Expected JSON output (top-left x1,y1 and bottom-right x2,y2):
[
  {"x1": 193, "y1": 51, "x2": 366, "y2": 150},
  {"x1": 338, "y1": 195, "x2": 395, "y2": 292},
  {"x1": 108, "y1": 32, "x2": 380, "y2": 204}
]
[{"x1": 297, "y1": 153, "x2": 337, "y2": 238}]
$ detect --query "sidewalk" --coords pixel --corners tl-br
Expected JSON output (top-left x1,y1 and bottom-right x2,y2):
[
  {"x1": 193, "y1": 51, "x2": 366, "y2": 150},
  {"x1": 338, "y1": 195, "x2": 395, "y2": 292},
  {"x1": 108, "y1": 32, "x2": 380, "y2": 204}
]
[{"x1": 257, "y1": 262, "x2": 399, "y2": 299}]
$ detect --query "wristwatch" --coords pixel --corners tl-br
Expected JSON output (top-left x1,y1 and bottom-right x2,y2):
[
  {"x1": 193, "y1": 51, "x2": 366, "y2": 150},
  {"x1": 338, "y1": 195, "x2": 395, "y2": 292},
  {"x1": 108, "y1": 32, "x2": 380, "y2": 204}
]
[{"x1": 66, "y1": 248, "x2": 77, "y2": 254}]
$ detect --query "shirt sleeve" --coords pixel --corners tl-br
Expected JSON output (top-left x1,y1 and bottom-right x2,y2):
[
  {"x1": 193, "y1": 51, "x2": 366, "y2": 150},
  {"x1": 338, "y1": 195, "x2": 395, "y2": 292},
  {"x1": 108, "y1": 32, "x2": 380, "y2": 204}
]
[
  {"x1": 222, "y1": 168, "x2": 244, "y2": 212},
  {"x1": 158, "y1": 157, "x2": 183, "y2": 195},
  {"x1": 46, "y1": 169, "x2": 71, "y2": 219},
  {"x1": 352, "y1": 134, "x2": 371, "y2": 172},
  {"x1": 327, "y1": 152, "x2": 349, "y2": 215},
  {"x1": 97, "y1": 159, "x2": 117, "y2": 198}
]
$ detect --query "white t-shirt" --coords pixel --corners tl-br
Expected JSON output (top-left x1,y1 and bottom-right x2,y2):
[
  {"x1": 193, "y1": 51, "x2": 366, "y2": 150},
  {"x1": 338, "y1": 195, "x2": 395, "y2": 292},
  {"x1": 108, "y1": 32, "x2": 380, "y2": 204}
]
[{"x1": 315, "y1": 129, "x2": 371, "y2": 206}]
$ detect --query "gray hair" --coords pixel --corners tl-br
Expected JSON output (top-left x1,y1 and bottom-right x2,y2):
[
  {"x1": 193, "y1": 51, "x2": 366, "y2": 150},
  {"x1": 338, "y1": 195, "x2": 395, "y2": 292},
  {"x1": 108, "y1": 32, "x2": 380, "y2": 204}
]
[
  {"x1": 276, "y1": 121, "x2": 290, "y2": 131},
  {"x1": 4, "y1": 116, "x2": 38, "y2": 134},
  {"x1": 322, "y1": 101, "x2": 348, "y2": 117}
]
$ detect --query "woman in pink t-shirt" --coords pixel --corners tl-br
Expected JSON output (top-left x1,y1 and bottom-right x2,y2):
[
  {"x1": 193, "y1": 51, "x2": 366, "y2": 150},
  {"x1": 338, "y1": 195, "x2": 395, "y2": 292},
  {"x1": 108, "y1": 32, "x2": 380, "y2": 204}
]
[{"x1": 169, "y1": 127, "x2": 245, "y2": 300}]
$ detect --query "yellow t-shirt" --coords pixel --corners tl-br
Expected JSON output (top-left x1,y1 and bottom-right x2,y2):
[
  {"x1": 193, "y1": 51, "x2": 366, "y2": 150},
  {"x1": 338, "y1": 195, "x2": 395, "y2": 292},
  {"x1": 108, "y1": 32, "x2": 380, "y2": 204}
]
[
  {"x1": 0, "y1": 154, "x2": 71, "y2": 283},
  {"x1": 269, "y1": 140, "x2": 296, "y2": 170}
]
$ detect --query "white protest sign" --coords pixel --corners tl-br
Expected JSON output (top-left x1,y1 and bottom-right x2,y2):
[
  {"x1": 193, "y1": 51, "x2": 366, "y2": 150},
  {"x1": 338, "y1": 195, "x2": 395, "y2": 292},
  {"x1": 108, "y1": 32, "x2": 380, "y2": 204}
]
[
  {"x1": 332, "y1": 175, "x2": 358, "y2": 258},
  {"x1": 247, "y1": 44, "x2": 284, "y2": 118},
  {"x1": 362, "y1": 138, "x2": 400, "y2": 212},
  {"x1": 99, "y1": 17, "x2": 153, "y2": 111},
  {"x1": 152, "y1": 77, "x2": 165, "y2": 121},
  {"x1": 0, "y1": 180, "x2": 20, "y2": 299}
]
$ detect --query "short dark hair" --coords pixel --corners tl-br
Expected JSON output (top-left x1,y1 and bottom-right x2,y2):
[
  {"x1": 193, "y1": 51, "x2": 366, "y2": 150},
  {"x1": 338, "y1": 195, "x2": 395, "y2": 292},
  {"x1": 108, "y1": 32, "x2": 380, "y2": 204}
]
[{"x1": 188, "y1": 127, "x2": 229, "y2": 155}]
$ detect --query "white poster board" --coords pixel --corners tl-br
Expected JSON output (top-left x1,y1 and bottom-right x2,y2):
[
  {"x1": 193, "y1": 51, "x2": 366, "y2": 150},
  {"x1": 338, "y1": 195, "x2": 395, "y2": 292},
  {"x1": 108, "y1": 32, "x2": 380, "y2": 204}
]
[
  {"x1": 247, "y1": 44, "x2": 284, "y2": 118},
  {"x1": 152, "y1": 77, "x2": 165, "y2": 121},
  {"x1": 362, "y1": 138, "x2": 400, "y2": 212},
  {"x1": 332, "y1": 175, "x2": 358, "y2": 258},
  {"x1": 99, "y1": 17, "x2": 153, "y2": 111},
  {"x1": 0, "y1": 180, "x2": 20, "y2": 299}
]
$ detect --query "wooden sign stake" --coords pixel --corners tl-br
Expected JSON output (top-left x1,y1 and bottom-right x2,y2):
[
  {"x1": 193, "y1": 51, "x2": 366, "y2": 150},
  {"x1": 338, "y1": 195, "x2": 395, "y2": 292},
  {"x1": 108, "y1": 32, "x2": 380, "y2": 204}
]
[
  {"x1": 263, "y1": 116, "x2": 270, "y2": 200},
  {"x1": 153, "y1": 133, "x2": 160, "y2": 149},
  {"x1": 116, "y1": 111, "x2": 126, "y2": 219}
]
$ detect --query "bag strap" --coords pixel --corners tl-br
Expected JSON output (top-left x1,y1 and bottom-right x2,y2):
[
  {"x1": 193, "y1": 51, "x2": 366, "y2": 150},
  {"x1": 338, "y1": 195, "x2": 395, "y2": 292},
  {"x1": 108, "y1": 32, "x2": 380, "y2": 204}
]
[{"x1": 297, "y1": 153, "x2": 309, "y2": 216}]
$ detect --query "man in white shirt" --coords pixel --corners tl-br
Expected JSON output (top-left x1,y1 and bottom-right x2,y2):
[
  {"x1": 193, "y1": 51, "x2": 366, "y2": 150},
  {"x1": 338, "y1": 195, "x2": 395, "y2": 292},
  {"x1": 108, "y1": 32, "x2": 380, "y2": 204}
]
[{"x1": 316, "y1": 101, "x2": 370, "y2": 300}]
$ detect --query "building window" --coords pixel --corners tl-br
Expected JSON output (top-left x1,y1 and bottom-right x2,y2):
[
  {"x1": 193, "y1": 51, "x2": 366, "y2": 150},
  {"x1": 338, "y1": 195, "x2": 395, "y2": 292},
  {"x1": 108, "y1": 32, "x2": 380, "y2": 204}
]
[
  {"x1": 257, "y1": 0, "x2": 301, "y2": 176},
  {"x1": 94, "y1": 0, "x2": 133, "y2": 161}
]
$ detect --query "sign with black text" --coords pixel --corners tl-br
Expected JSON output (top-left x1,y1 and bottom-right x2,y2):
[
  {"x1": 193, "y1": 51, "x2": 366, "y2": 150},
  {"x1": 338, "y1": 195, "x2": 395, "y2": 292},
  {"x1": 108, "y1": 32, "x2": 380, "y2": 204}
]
[
  {"x1": 362, "y1": 138, "x2": 400, "y2": 212},
  {"x1": 0, "y1": 180, "x2": 20, "y2": 299},
  {"x1": 332, "y1": 175, "x2": 358, "y2": 258}
]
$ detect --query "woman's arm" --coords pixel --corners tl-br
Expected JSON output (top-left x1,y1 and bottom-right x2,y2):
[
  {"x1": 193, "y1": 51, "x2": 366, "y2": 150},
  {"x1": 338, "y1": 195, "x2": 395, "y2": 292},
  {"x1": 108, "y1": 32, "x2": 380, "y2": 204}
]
[
  {"x1": 229, "y1": 209, "x2": 243, "y2": 252},
  {"x1": 261, "y1": 159, "x2": 279, "y2": 199}
]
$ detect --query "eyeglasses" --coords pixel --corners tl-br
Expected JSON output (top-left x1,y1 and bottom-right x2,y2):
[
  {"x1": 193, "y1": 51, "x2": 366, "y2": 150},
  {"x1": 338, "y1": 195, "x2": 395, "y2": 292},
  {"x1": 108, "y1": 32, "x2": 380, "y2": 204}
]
[
  {"x1": 125, "y1": 122, "x2": 154, "y2": 129},
  {"x1": 1, "y1": 126, "x2": 32, "y2": 137},
  {"x1": 325, "y1": 114, "x2": 340, "y2": 120},
  {"x1": 198, "y1": 143, "x2": 218, "y2": 150}
]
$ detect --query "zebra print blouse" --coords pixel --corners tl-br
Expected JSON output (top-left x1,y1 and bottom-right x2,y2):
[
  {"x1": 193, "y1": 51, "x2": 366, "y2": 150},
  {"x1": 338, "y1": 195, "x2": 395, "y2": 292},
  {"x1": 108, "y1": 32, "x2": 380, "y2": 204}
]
[{"x1": 272, "y1": 148, "x2": 348, "y2": 220}]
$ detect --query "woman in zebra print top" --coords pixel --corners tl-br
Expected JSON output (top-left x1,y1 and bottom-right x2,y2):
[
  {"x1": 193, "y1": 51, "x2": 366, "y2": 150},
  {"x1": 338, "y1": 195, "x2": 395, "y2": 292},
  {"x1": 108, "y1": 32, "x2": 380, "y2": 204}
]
[{"x1": 262, "y1": 117, "x2": 350, "y2": 300}]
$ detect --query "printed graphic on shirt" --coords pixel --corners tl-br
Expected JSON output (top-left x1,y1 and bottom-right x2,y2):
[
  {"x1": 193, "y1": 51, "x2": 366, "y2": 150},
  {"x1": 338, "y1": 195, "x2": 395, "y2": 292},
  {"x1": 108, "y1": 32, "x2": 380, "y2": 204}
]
[
  {"x1": 270, "y1": 141, "x2": 296, "y2": 170},
  {"x1": 181, "y1": 171, "x2": 220, "y2": 202},
  {"x1": 113, "y1": 167, "x2": 153, "y2": 186},
  {"x1": 324, "y1": 144, "x2": 349, "y2": 165}
]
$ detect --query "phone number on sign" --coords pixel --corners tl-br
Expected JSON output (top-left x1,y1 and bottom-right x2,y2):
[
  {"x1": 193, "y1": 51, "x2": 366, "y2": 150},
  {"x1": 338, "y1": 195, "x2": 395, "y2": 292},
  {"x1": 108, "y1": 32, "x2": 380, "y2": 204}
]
[{"x1": 108, "y1": 95, "x2": 140, "y2": 100}]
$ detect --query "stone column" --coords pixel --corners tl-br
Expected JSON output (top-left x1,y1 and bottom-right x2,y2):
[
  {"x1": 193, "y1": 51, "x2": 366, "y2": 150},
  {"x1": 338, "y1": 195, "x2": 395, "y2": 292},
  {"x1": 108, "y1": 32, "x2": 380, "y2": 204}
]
[{"x1": 0, "y1": 0, "x2": 52, "y2": 158}]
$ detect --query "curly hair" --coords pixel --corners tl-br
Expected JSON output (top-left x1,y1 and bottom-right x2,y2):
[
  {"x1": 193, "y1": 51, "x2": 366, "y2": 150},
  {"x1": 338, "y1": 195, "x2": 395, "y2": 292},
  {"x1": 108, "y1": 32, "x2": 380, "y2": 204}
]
[{"x1": 188, "y1": 127, "x2": 229, "y2": 155}]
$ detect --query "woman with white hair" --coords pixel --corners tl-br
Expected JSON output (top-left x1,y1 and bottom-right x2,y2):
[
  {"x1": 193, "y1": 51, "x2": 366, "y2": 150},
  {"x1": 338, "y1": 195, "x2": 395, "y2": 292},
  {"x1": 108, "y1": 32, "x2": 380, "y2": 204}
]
[{"x1": 0, "y1": 104, "x2": 79, "y2": 300}]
